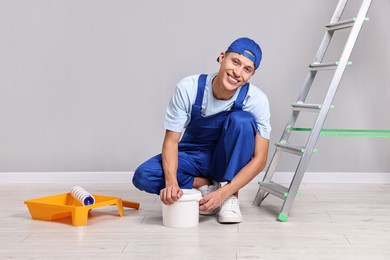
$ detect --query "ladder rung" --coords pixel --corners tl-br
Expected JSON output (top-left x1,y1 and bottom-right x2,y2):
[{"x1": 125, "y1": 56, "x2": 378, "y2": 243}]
[
  {"x1": 309, "y1": 62, "x2": 337, "y2": 70},
  {"x1": 275, "y1": 142, "x2": 305, "y2": 155},
  {"x1": 326, "y1": 18, "x2": 355, "y2": 31},
  {"x1": 292, "y1": 103, "x2": 335, "y2": 112},
  {"x1": 292, "y1": 103, "x2": 321, "y2": 112},
  {"x1": 275, "y1": 142, "x2": 318, "y2": 155},
  {"x1": 326, "y1": 17, "x2": 369, "y2": 31},
  {"x1": 309, "y1": 61, "x2": 352, "y2": 71},
  {"x1": 258, "y1": 181, "x2": 288, "y2": 200}
]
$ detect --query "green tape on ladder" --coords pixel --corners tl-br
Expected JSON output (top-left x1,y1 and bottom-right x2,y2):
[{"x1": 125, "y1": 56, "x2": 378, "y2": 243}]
[
  {"x1": 352, "y1": 17, "x2": 370, "y2": 22},
  {"x1": 300, "y1": 148, "x2": 318, "y2": 153},
  {"x1": 289, "y1": 128, "x2": 390, "y2": 138},
  {"x1": 284, "y1": 192, "x2": 301, "y2": 198},
  {"x1": 335, "y1": 61, "x2": 353, "y2": 66},
  {"x1": 318, "y1": 104, "x2": 336, "y2": 109}
]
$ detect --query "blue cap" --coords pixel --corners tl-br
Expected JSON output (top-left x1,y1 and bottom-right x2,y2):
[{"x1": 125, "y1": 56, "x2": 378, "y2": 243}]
[{"x1": 225, "y1": 37, "x2": 262, "y2": 70}]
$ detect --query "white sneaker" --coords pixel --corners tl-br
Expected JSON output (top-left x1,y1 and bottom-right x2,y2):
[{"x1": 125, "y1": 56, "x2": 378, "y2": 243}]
[
  {"x1": 218, "y1": 195, "x2": 242, "y2": 223},
  {"x1": 198, "y1": 181, "x2": 221, "y2": 215}
]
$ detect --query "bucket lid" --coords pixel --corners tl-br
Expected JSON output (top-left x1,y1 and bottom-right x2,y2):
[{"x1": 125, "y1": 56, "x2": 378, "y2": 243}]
[{"x1": 178, "y1": 189, "x2": 202, "y2": 201}]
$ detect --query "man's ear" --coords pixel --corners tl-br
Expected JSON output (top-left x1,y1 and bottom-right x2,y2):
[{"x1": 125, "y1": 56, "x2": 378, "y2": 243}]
[{"x1": 217, "y1": 52, "x2": 225, "y2": 63}]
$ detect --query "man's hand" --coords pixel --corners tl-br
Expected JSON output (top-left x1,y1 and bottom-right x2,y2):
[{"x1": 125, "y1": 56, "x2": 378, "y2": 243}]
[
  {"x1": 160, "y1": 185, "x2": 183, "y2": 205},
  {"x1": 160, "y1": 130, "x2": 182, "y2": 205},
  {"x1": 199, "y1": 190, "x2": 226, "y2": 212}
]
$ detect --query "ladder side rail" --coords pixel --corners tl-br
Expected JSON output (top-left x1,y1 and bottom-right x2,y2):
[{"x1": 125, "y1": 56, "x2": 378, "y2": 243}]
[
  {"x1": 297, "y1": 0, "x2": 348, "y2": 100},
  {"x1": 311, "y1": 0, "x2": 347, "y2": 65},
  {"x1": 262, "y1": 150, "x2": 282, "y2": 182},
  {"x1": 279, "y1": 0, "x2": 373, "y2": 218},
  {"x1": 330, "y1": 0, "x2": 349, "y2": 24},
  {"x1": 296, "y1": 33, "x2": 331, "y2": 104},
  {"x1": 309, "y1": 0, "x2": 372, "y2": 150},
  {"x1": 283, "y1": 32, "x2": 332, "y2": 143},
  {"x1": 253, "y1": 187, "x2": 267, "y2": 206},
  {"x1": 282, "y1": 0, "x2": 349, "y2": 142},
  {"x1": 253, "y1": 149, "x2": 283, "y2": 205}
]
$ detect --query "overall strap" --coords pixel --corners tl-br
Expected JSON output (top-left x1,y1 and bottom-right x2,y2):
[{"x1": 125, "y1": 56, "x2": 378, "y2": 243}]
[
  {"x1": 194, "y1": 74, "x2": 208, "y2": 106},
  {"x1": 233, "y1": 82, "x2": 250, "y2": 110}
]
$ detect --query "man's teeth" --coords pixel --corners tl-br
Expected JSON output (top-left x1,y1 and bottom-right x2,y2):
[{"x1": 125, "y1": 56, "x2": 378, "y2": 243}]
[{"x1": 229, "y1": 76, "x2": 238, "y2": 83}]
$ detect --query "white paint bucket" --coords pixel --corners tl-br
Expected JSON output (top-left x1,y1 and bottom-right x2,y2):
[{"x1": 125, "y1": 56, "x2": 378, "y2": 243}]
[{"x1": 162, "y1": 189, "x2": 202, "y2": 228}]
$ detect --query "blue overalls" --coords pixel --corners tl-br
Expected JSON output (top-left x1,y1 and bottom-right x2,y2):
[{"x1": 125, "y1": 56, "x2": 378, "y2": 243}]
[{"x1": 133, "y1": 74, "x2": 257, "y2": 195}]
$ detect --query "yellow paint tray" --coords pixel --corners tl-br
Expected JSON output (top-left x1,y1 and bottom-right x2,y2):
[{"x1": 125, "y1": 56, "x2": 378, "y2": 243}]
[{"x1": 25, "y1": 193, "x2": 140, "y2": 226}]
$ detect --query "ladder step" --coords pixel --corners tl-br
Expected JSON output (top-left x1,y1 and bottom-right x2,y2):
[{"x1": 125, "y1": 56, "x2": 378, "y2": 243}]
[
  {"x1": 292, "y1": 102, "x2": 321, "y2": 112},
  {"x1": 326, "y1": 17, "x2": 369, "y2": 31},
  {"x1": 292, "y1": 102, "x2": 335, "y2": 112},
  {"x1": 326, "y1": 18, "x2": 355, "y2": 31},
  {"x1": 275, "y1": 142, "x2": 305, "y2": 155},
  {"x1": 309, "y1": 61, "x2": 352, "y2": 71},
  {"x1": 275, "y1": 142, "x2": 318, "y2": 155},
  {"x1": 258, "y1": 181, "x2": 288, "y2": 200}
]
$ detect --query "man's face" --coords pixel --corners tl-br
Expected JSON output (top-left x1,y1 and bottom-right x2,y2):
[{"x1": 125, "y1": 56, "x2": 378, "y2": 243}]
[{"x1": 217, "y1": 52, "x2": 255, "y2": 91}]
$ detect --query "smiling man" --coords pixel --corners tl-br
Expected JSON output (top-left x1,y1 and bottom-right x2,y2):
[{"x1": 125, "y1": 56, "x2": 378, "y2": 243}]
[{"x1": 133, "y1": 37, "x2": 271, "y2": 224}]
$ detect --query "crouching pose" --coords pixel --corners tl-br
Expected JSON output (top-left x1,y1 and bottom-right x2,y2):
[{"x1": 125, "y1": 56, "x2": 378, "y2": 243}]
[{"x1": 133, "y1": 37, "x2": 271, "y2": 223}]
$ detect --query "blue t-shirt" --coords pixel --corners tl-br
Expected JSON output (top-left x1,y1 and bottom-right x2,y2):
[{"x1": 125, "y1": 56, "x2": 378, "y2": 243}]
[{"x1": 164, "y1": 73, "x2": 271, "y2": 139}]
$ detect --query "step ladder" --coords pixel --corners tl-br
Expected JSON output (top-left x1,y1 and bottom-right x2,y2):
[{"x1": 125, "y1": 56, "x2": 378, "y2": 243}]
[{"x1": 252, "y1": 0, "x2": 373, "y2": 222}]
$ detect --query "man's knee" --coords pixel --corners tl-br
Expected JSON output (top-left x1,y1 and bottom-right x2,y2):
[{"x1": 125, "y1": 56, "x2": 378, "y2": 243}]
[
  {"x1": 132, "y1": 164, "x2": 161, "y2": 194},
  {"x1": 225, "y1": 110, "x2": 256, "y2": 133},
  {"x1": 132, "y1": 155, "x2": 164, "y2": 194},
  {"x1": 132, "y1": 166, "x2": 147, "y2": 191}
]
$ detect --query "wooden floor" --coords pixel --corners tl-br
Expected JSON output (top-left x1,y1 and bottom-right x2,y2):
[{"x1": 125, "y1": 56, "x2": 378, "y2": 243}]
[{"x1": 1, "y1": 182, "x2": 389, "y2": 259}]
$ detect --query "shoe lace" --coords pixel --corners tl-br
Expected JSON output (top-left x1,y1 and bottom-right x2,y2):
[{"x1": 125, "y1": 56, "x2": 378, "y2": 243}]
[{"x1": 221, "y1": 196, "x2": 239, "y2": 213}]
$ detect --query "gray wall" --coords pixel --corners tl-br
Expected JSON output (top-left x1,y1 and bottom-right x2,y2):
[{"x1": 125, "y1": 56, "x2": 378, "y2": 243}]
[{"x1": 1, "y1": 0, "x2": 389, "y2": 173}]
